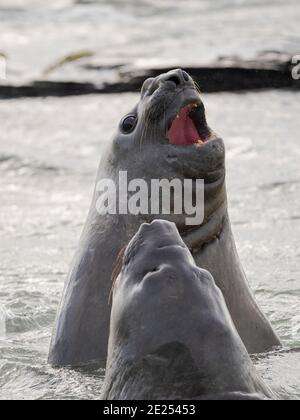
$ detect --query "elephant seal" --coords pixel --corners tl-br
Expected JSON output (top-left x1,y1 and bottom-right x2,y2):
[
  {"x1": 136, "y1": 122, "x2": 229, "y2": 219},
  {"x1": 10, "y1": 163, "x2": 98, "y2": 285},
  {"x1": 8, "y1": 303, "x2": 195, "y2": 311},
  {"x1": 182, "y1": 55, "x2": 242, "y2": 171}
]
[
  {"x1": 101, "y1": 220, "x2": 274, "y2": 400},
  {"x1": 49, "y1": 68, "x2": 280, "y2": 367}
]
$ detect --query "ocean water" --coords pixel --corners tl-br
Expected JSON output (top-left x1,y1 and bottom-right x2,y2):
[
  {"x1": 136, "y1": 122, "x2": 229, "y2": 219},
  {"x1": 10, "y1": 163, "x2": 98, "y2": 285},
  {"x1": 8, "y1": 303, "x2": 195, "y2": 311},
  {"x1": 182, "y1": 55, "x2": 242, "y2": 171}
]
[
  {"x1": 0, "y1": 0, "x2": 300, "y2": 80},
  {"x1": 0, "y1": 0, "x2": 300, "y2": 401},
  {"x1": 0, "y1": 91, "x2": 299, "y2": 400}
]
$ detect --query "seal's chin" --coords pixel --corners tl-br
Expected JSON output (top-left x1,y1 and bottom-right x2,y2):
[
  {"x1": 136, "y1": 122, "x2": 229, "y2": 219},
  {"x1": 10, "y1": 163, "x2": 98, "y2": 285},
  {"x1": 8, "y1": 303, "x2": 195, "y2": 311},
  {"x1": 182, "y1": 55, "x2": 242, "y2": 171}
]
[{"x1": 167, "y1": 102, "x2": 212, "y2": 146}]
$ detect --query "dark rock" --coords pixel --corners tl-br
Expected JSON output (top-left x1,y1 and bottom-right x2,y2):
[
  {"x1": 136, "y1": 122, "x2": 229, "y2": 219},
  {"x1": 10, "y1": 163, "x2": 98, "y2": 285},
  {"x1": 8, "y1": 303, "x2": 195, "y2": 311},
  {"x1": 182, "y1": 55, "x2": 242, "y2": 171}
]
[{"x1": 0, "y1": 52, "x2": 299, "y2": 99}]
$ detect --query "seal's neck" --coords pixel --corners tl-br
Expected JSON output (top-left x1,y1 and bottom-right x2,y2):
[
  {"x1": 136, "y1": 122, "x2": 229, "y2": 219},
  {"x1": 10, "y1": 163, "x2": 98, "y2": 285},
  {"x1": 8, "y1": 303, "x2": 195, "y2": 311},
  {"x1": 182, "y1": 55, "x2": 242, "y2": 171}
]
[
  {"x1": 101, "y1": 341, "x2": 270, "y2": 400},
  {"x1": 101, "y1": 342, "x2": 222, "y2": 400},
  {"x1": 181, "y1": 175, "x2": 227, "y2": 253}
]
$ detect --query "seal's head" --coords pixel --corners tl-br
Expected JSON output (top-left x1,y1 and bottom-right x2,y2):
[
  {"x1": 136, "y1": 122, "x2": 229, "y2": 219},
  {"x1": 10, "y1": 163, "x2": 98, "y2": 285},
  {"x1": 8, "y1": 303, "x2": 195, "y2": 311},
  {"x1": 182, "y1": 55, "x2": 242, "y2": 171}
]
[
  {"x1": 112, "y1": 69, "x2": 225, "y2": 182},
  {"x1": 102, "y1": 220, "x2": 271, "y2": 400},
  {"x1": 126, "y1": 69, "x2": 214, "y2": 146}
]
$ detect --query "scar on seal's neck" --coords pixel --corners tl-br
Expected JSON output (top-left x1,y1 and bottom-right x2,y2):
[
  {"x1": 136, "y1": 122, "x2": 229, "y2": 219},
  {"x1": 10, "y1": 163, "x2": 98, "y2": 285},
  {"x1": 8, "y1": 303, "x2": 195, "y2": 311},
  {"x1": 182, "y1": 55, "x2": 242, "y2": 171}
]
[{"x1": 181, "y1": 201, "x2": 228, "y2": 254}]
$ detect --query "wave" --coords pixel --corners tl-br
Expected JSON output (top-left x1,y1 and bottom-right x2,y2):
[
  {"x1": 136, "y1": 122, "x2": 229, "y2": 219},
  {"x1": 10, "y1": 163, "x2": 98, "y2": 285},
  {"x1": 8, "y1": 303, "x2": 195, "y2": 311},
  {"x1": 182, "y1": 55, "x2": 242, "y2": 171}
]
[{"x1": 0, "y1": 153, "x2": 65, "y2": 174}]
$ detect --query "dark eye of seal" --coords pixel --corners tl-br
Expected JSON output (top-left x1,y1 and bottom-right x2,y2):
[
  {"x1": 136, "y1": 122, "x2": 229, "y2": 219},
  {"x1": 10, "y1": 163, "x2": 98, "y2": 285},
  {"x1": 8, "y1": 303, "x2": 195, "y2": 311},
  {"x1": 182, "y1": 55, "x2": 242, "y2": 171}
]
[{"x1": 122, "y1": 115, "x2": 137, "y2": 134}]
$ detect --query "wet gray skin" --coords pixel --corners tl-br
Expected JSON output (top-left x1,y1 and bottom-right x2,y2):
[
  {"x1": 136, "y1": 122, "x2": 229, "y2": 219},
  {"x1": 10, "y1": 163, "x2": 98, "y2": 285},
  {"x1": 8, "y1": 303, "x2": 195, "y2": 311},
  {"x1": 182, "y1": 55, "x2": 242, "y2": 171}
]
[
  {"x1": 48, "y1": 69, "x2": 281, "y2": 367},
  {"x1": 101, "y1": 220, "x2": 274, "y2": 400}
]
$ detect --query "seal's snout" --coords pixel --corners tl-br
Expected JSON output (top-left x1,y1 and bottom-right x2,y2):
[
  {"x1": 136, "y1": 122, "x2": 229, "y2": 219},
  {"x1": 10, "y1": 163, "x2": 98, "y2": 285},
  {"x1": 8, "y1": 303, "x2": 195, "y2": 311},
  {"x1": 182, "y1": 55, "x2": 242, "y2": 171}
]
[
  {"x1": 138, "y1": 68, "x2": 219, "y2": 151},
  {"x1": 163, "y1": 69, "x2": 192, "y2": 88},
  {"x1": 131, "y1": 220, "x2": 195, "y2": 282},
  {"x1": 151, "y1": 69, "x2": 216, "y2": 147},
  {"x1": 139, "y1": 219, "x2": 177, "y2": 236},
  {"x1": 141, "y1": 69, "x2": 193, "y2": 98},
  {"x1": 137, "y1": 220, "x2": 183, "y2": 248}
]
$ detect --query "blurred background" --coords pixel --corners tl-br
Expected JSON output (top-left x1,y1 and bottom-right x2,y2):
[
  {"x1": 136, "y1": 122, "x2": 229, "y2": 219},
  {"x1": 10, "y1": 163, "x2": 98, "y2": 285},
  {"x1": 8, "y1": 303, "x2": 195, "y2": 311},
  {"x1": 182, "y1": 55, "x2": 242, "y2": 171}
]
[{"x1": 0, "y1": 0, "x2": 300, "y2": 400}]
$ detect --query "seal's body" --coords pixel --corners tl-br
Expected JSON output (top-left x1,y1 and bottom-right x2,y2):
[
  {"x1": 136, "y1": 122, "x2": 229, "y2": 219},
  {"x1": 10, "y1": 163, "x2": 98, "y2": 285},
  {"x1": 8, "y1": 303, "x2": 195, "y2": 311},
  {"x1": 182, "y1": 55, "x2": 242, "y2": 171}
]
[
  {"x1": 49, "y1": 69, "x2": 280, "y2": 367},
  {"x1": 101, "y1": 220, "x2": 274, "y2": 400}
]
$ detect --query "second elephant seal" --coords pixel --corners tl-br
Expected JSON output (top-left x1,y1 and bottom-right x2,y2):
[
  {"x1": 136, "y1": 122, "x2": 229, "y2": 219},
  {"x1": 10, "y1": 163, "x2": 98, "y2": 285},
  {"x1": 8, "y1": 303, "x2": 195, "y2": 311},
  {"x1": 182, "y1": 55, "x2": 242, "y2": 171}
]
[{"x1": 101, "y1": 220, "x2": 274, "y2": 400}]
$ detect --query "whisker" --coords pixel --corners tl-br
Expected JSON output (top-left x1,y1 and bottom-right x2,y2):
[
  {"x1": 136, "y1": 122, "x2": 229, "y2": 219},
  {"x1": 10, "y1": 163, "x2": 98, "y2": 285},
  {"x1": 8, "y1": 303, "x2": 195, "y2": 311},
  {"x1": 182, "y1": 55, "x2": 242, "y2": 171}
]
[
  {"x1": 139, "y1": 108, "x2": 148, "y2": 150},
  {"x1": 194, "y1": 80, "x2": 202, "y2": 94},
  {"x1": 141, "y1": 110, "x2": 150, "y2": 149},
  {"x1": 109, "y1": 245, "x2": 127, "y2": 305}
]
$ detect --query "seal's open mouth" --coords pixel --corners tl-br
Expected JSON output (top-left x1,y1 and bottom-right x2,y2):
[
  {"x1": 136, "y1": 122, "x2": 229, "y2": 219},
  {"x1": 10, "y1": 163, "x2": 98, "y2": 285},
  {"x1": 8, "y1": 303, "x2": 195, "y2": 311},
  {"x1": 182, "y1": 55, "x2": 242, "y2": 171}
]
[{"x1": 167, "y1": 103, "x2": 210, "y2": 146}]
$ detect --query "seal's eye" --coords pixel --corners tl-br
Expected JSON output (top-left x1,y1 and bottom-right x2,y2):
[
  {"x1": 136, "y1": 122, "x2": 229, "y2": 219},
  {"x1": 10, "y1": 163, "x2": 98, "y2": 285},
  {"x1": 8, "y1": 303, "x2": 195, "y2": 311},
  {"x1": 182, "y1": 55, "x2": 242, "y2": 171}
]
[{"x1": 122, "y1": 115, "x2": 137, "y2": 134}]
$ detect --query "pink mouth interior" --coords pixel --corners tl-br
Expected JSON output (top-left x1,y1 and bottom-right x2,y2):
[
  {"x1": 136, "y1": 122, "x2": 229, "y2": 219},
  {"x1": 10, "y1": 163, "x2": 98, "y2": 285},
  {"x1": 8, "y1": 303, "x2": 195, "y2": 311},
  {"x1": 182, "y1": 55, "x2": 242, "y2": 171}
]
[{"x1": 167, "y1": 104, "x2": 203, "y2": 146}]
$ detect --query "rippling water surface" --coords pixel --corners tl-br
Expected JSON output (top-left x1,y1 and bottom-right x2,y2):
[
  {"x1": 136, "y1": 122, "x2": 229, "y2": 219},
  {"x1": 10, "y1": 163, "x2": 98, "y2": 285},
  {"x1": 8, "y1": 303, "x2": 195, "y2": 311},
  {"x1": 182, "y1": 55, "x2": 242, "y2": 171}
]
[
  {"x1": 0, "y1": 91, "x2": 299, "y2": 399},
  {"x1": 1, "y1": 0, "x2": 300, "y2": 80},
  {"x1": 0, "y1": 0, "x2": 300, "y2": 401}
]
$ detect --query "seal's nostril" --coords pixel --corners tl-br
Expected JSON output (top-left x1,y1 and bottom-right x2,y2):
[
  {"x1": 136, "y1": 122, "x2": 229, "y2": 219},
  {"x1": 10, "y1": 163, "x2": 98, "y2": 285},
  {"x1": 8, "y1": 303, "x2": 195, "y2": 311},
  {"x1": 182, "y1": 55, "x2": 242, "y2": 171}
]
[
  {"x1": 182, "y1": 71, "x2": 190, "y2": 82},
  {"x1": 166, "y1": 75, "x2": 181, "y2": 87}
]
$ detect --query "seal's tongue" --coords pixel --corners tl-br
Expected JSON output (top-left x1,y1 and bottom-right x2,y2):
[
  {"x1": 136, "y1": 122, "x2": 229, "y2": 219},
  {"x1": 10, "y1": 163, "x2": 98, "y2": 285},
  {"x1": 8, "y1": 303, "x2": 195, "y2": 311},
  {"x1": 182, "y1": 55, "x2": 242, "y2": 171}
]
[{"x1": 168, "y1": 104, "x2": 201, "y2": 146}]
